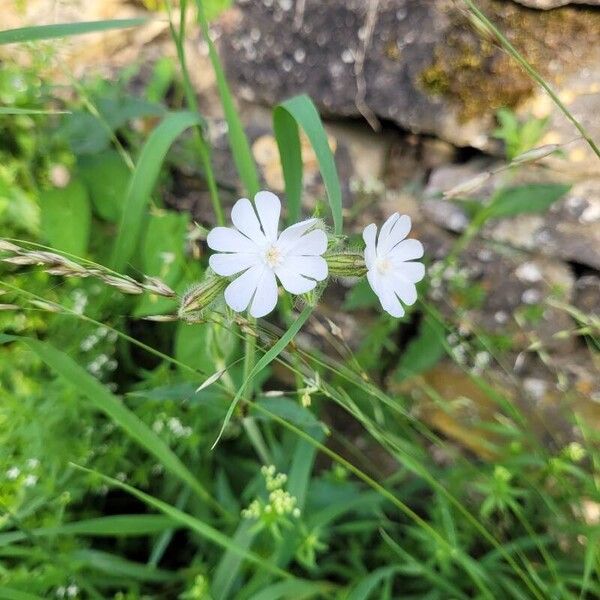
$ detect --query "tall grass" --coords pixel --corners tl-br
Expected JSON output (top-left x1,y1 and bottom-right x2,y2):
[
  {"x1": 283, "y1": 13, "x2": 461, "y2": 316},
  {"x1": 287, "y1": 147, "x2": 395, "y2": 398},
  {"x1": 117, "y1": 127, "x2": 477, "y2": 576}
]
[{"x1": 0, "y1": 1, "x2": 599, "y2": 598}]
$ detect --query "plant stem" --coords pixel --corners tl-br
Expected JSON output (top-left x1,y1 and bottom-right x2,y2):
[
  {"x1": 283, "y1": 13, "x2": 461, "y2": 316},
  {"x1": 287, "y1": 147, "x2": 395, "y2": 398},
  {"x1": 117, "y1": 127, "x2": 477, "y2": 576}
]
[{"x1": 166, "y1": 0, "x2": 224, "y2": 225}]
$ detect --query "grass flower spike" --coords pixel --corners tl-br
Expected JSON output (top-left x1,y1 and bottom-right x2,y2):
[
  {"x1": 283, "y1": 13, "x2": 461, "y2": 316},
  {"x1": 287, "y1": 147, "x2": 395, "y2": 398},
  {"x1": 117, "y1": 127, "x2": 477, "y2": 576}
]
[
  {"x1": 207, "y1": 191, "x2": 328, "y2": 318},
  {"x1": 363, "y1": 213, "x2": 425, "y2": 318}
]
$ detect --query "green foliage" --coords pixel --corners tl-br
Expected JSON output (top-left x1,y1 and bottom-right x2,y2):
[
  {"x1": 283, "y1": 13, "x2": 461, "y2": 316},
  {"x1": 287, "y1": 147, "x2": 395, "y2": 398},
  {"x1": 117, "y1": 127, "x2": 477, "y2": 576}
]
[
  {"x1": 1, "y1": 4, "x2": 599, "y2": 600},
  {"x1": 273, "y1": 95, "x2": 343, "y2": 234},
  {"x1": 39, "y1": 181, "x2": 91, "y2": 255},
  {"x1": 0, "y1": 19, "x2": 147, "y2": 45},
  {"x1": 493, "y1": 108, "x2": 549, "y2": 160},
  {"x1": 484, "y1": 183, "x2": 571, "y2": 220}
]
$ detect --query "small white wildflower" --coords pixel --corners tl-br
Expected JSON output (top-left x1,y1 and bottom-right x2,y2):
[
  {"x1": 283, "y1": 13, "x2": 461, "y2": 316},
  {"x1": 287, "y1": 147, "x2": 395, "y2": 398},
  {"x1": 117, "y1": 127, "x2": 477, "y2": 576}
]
[
  {"x1": 66, "y1": 584, "x2": 79, "y2": 598},
  {"x1": 168, "y1": 417, "x2": 185, "y2": 436},
  {"x1": 7, "y1": 467, "x2": 20, "y2": 480},
  {"x1": 474, "y1": 351, "x2": 491, "y2": 370},
  {"x1": 362, "y1": 213, "x2": 425, "y2": 318},
  {"x1": 24, "y1": 474, "x2": 38, "y2": 487},
  {"x1": 207, "y1": 191, "x2": 328, "y2": 318},
  {"x1": 72, "y1": 290, "x2": 88, "y2": 315},
  {"x1": 80, "y1": 335, "x2": 99, "y2": 352},
  {"x1": 26, "y1": 458, "x2": 40, "y2": 469}
]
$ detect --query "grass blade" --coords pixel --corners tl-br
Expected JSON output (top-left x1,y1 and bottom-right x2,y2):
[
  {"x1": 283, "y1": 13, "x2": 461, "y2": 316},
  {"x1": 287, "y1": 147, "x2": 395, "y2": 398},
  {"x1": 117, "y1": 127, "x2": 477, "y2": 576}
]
[
  {"x1": 0, "y1": 335, "x2": 221, "y2": 513},
  {"x1": 0, "y1": 19, "x2": 146, "y2": 45},
  {"x1": 212, "y1": 520, "x2": 257, "y2": 600},
  {"x1": 211, "y1": 305, "x2": 313, "y2": 449},
  {"x1": 0, "y1": 107, "x2": 69, "y2": 115},
  {"x1": 246, "y1": 580, "x2": 326, "y2": 600},
  {"x1": 273, "y1": 95, "x2": 343, "y2": 234},
  {"x1": 72, "y1": 549, "x2": 175, "y2": 583},
  {"x1": 110, "y1": 111, "x2": 203, "y2": 272},
  {"x1": 0, "y1": 590, "x2": 45, "y2": 600},
  {"x1": 0, "y1": 515, "x2": 176, "y2": 547},
  {"x1": 194, "y1": 0, "x2": 260, "y2": 196}
]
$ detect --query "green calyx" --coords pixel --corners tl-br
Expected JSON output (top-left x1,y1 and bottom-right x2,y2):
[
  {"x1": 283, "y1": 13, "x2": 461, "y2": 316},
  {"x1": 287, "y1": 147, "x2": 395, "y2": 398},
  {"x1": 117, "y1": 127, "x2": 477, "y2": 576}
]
[
  {"x1": 325, "y1": 252, "x2": 367, "y2": 278},
  {"x1": 179, "y1": 276, "x2": 228, "y2": 317}
]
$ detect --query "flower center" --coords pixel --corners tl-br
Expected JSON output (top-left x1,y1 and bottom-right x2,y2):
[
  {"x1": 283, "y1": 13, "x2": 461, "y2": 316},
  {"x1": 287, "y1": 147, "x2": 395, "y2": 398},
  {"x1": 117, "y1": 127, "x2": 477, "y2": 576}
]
[
  {"x1": 263, "y1": 244, "x2": 283, "y2": 268},
  {"x1": 375, "y1": 257, "x2": 392, "y2": 275}
]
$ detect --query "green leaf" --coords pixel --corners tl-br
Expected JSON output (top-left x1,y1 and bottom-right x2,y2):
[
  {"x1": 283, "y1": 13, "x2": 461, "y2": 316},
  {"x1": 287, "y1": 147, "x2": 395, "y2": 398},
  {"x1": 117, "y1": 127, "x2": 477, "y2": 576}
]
[
  {"x1": 273, "y1": 95, "x2": 343, "y2": 234},
  {"x1": 346, "y1": 566, "x2": 398, "y2": 600},
  {"x1": 212, "y1": 520, "x2": 257, "y2": 600},
  {"x1": 78, "y1": 150, "x2": 130, "y2": 222},
  {"x1": 0, "y1": 515, "x2": 176, "y2": 547},
  {"x1": 194, "y1": 0, "x2": 260, "y2": 197},
  {"x1": 246, "y1": 580, "x2": 325, "y2": 600},
  {"x1": 72, "y1": 549, "x2": 176, "y2": 583},
  {"x1": 393, "y1": 316, "x2": 446, "y2": 381},
  {"x1": 0, "y1": 107, "x2": 68, "y2": 115},
  {"x1": 253, "y1": 397, "x2": 325, "y2": 438},
  {"x1": 484, "y1": 183, "x2": 570, "y2": 221},
  {"x1": 343, "y1": 277, "x2": 379, "y2": 311},
  {"x1": 110, "y1": 111, "x2": 202, "y2": 272},
  {"x1": 212, "y1": 305, "x2": 314, "y2": 449},
  {"x1": 0, "y1": 19, "x2": 146, "y2": 45},
  {"x1": 39, "y1": 179, "x2": 91, "y2": 255},
  {"x1": 0, "y1": 335, "x2": 219, "y2": 511},
  {"x1": 0, "y1": 589, "x2": 45, "y2": 600}
]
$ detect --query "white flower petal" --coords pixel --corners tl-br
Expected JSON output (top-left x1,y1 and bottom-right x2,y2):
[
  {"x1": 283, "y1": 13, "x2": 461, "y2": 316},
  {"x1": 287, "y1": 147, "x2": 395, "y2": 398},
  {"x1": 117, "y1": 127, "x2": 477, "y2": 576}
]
[
  {"x1": 231, "y1": 197, "x2": 265, "y2": 243},
  {"x1": 388, "y1": 239, "x2": 424, "y2": 262},
  {"x1": 275, "y1": 269, "x2": 316, "y2": 294},
  {"x1": 284, "y1": 255, "x2": 328, "y2": 281},
  {"x1": 368, "y1": 270, "x2": 405, "y2": 318},
  {"x1": 249, "y1": 269, "x2": 278, "y2": 318},
  {"x1": 376, "y1": 213, "x2": 399, "y2": 254},
  {"x1": 277, "y1": 219, "x2": 318, "y2": 253},
  {"x1": 391, "y1": 274, "x2": 418, "y2": 306},
  {"x1": 286, "y1": 229, "x2": 328, "y2": 256},
  {"x1": 209, "y1": 253, "x2": 259, "y2": 276},
  {"x1": 207, "y1": 227, "x2": 258, "y2": 253},
  {"x1": 255, "y1": 191, "x2": 281, "y2": 242},
  {"x1": 378, "y1": 214, "x2": 412, "y2": 256},
  {"x1": 362, "y1": 223, "x2": 377, "y2": 269},
  {"x1": 395, "y1": 261, "x2": 425, "y2": 283},
  {"x1": 224, "y1": 265, "x2": 262, "y2": 312}
]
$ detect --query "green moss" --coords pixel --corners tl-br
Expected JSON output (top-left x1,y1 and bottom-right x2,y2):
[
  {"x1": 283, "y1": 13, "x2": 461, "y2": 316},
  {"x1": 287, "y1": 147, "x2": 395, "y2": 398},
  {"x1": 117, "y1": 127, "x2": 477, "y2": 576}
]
[{"x1": 419, "y1": 0, "x2": 600, "y2": 121}]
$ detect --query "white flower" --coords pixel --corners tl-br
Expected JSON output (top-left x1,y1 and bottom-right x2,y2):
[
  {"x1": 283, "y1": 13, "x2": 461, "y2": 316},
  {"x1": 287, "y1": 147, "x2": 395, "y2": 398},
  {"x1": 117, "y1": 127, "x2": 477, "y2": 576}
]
[
  {"x1": 207, "y1": 191, "x2": 328, "y2": 318},
  {"x1": 363, "y1": 213, "x2": 425, "y2": 318}
]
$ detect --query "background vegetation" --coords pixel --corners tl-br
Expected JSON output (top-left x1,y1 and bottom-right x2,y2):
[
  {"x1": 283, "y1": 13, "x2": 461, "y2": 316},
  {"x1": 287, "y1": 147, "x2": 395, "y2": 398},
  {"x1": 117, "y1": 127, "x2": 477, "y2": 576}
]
[{"x1": 0, "y1": 1, "x2": 598, "y2": 599}]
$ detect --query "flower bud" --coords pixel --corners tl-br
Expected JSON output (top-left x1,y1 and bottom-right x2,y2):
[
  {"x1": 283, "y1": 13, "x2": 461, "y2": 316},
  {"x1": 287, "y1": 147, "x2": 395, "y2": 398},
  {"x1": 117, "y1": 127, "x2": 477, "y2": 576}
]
[
  {"x1": 179, "y1": 277, "x2": 228, "y2": 317},
  {"x1": 325, "y1": 252, "x2": 367, "y2": 277}
]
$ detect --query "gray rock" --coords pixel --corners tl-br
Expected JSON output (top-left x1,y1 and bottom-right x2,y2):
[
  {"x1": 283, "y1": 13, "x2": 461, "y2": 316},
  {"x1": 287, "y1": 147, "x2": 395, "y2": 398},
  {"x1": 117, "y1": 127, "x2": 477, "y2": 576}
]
[
  {"x1": 220, "y1": 0, "x2": 600, "y2": 170},
  {"x1": 422, "y1": 162, "x2": 600, "y2": 269},
  {"x1": 574, "y1": 275, "x2": 600, "y2": 315}
]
